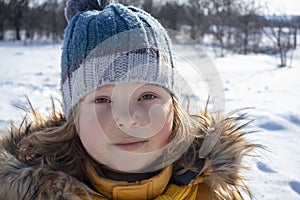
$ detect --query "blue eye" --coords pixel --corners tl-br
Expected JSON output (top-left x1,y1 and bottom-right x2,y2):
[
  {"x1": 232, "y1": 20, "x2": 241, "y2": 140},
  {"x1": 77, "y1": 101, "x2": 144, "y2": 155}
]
[
  {"x1": 94, "y1": 97, "x2": 111, "y2": 104},
  {"x1": 139, "y1": 94, "x2": 157, "y2": 101}
]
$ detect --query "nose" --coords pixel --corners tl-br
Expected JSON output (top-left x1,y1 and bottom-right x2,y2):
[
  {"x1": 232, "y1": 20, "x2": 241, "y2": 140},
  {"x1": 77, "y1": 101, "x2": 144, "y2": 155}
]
[
  {"x1": 110, "y1": 83, "x2": 149, "y2": 129},
  {"x1": 115, "y1": 115, "x2": 139, "y2": 128},
  {"x1": 113, "y1": 104, "x2": 143, "y2": 129}
]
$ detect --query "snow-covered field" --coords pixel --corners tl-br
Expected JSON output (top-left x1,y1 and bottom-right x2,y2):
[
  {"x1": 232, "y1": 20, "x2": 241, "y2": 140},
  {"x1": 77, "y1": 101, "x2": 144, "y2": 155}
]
[{"x1": 0, "y1": 41, "x2": 300, "y2": 199}]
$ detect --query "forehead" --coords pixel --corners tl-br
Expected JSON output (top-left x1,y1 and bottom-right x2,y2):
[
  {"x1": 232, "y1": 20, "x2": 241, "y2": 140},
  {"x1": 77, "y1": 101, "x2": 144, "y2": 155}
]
[{"x1": 94, "y1": 83, "x2": 168, "y2": 93}]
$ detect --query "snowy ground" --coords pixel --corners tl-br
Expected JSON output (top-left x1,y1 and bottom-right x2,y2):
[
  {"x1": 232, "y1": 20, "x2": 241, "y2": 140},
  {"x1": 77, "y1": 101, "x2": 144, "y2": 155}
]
[
  {"x1": 213, "y1": 50, "x2": 300, "y2": 200},
  {"x1": 0, "y1": 41, "x2": 300, "y2": 199}
]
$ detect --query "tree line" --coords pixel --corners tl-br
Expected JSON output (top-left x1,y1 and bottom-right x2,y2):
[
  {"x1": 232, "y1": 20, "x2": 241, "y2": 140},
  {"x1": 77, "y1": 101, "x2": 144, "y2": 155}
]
[
  {"x1": 1, "y1": 0, "x2": 299, "y2": 66},
  {"x1": 0, "y1": 0, "x2": 67, "y2": 41}
]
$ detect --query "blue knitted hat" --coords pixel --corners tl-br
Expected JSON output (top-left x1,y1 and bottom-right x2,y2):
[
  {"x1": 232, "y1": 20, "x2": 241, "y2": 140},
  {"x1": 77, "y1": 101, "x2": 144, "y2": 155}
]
[{"x1": 61, "y1": 0, "x2": 177, "y2": 118}]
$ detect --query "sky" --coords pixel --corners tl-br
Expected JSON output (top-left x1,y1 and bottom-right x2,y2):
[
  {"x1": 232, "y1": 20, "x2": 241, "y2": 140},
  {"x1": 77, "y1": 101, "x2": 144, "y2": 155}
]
[{"x1": 265, "y1": 0, "x2": 300, "y2": 15}]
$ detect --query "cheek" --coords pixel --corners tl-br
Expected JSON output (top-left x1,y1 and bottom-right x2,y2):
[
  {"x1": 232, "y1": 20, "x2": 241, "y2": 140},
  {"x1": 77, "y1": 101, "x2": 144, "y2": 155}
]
[
  {"x1": 78, "y1": 119, "x2": 107, "y2": 162},
  {"x1": 78, "y1": 106, "x2": 114, "y2": 151},
  {"x1": 148, "y1": 109, "x2": 174, "y2": 148},
  {"x1": 79, "y1": 105, "x2": 113, "y2": 136}
]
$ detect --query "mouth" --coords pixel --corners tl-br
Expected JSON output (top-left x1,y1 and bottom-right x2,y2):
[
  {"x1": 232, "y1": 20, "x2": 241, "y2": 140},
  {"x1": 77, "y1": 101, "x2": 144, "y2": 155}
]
[{"x1": 114, "y1": 140, "x2": 147, "y2": 151}]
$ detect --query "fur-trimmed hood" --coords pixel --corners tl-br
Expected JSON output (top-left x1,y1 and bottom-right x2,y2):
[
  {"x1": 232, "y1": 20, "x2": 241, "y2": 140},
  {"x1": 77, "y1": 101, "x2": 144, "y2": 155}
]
[{"x1": 0, "y1": 109, "x2": 260, "y2": 199}]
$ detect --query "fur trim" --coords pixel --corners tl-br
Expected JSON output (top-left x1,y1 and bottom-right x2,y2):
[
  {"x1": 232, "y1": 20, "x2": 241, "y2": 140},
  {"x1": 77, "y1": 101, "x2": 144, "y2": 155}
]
[
  {"x1": 0, "y1": 104, "x2": 97, "y2": 199},
  {"x1": 0, "y1": 104, "x2": 261, "y2": 199},
  {"x1": 0, "y1": 151, "x2": 95, "y2": 199},
  {"x1": 195, "y1": 109, "x2": 262, "y2": 199}
]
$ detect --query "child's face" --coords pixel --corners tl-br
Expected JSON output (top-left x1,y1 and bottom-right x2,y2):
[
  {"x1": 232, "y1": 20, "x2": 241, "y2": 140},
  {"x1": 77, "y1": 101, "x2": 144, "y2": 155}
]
[{"x1": 78, "y1": 82, "x2": 174, "y2": 172}]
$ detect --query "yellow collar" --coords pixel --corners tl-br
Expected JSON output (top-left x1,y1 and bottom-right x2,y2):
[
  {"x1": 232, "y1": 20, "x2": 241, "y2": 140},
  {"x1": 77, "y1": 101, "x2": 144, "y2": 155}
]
[{"x1": 86, "y1": 163, "x2": 173, "y2": 200}]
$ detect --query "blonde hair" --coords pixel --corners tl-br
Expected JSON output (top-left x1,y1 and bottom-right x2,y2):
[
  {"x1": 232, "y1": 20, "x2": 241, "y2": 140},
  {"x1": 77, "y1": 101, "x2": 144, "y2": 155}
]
[
  {"x1": 16, "y1": 104, "x2": 93, "y2": 181},
  {"x1": 169, "y1": 97, "x2": 206, "y2": 174}
]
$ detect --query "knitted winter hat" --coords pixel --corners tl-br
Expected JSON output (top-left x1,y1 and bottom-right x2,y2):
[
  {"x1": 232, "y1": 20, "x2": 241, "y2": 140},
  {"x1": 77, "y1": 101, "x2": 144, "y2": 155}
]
[{"x1": 61, "y1": 0, "x2": 178, "y2": 118}]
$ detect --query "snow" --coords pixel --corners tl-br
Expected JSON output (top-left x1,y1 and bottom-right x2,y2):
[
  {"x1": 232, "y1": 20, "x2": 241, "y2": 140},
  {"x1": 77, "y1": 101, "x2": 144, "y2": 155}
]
[
  {"x1": 0, "y1": 42, "x2": 62, "y2": 128},
  {"x1": 0, "y1": 41, "x2": 300, "y2": 199}
]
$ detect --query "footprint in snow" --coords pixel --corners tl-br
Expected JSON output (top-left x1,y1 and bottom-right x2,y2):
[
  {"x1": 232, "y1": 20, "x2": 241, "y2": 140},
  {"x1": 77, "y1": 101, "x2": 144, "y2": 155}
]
[
  {"x1": 286, "y1": 115, "x2": 300, "y2": 127},
  {"x1": 289, "y1": 181, "x2": 300, "y2": 196},
  {"x1": 258, "y1": 121, "x2": 285, "y2": 131},
  {"x1": 256, "y1": 161, "x2": 277, "y2": 173},
  {"x1": 34, "y1": 72, "x2": 43, "y2": 76}
]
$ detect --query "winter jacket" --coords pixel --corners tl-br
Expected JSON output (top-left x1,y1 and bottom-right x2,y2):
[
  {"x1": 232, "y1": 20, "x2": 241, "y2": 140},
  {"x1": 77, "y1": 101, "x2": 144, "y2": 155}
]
[{"x1": 0, "y1": 110, "x2": 258, "y2": 199}]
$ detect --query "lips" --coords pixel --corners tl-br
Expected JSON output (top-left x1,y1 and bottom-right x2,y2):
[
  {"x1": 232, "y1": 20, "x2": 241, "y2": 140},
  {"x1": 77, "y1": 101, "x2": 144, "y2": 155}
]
[{"x1": 114, "y1": 140, "x2": 147, "y2": 151}]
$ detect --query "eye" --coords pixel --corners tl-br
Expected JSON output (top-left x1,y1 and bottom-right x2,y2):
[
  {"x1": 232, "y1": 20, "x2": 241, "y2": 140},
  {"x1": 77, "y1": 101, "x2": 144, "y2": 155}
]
[
  {"x1": 138, "y1": 93, "x2": 157, "y2": 101},
  {"x1": 94, "y1": 97, "x2": 111, "y2": 104}
]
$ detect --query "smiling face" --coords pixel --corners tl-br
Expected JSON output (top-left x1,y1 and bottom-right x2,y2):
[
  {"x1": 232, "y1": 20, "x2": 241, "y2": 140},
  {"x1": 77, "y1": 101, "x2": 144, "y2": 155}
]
[{"x1": 77, "y1": 82, "x2": 174, "y2": 172}]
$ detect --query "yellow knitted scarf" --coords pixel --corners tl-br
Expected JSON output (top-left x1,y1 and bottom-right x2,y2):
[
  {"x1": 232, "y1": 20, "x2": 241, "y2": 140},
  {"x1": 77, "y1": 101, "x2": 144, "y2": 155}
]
[{"x1": 154, "y1": 184, "x2": 198, "y2": 200}]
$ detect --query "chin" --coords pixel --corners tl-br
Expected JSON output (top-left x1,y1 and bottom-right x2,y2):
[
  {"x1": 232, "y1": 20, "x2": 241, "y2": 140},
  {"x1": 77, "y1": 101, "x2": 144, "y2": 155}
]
[{"x1": 105, "y1": 149, "x2": 165, "y2": 173}]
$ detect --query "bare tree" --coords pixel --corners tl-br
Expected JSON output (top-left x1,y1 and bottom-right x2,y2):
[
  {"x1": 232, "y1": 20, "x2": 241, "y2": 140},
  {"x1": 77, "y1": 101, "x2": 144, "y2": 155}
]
[
  {"x1": 292, "y1": 16, "x2": 299, "y2": 49},
  {"x1": 8, "y1": 0, "x2": 28, "y2": 40},
  {"x1": 142, "y1": 0, "x2": 153, "y2": 14},
  {"x1": 233, "y1": 0, "x2": 265, "y2": 54},
  {"x1": 22, "y1": 0, "x2": 42, "y2": 41},
  {"x1": 159, "y1": 2, "x2": 182, "y2": 31},
  {"x1": 265, "y1": 15, "x2": 295, "y2": 67},
  {"x1": 115, "y1": 0, "x2": 143, "y2": 8},
  {"x1": 183, "y1": 0, "x2": 209, "y2": 42},
  {"x1": 26, "y1": 0, "x2": 66, "y2": 41},
  {"x1": 0, "y1": 0, "x2": 8, "y2": 40},
  {"x1": 206, "y1": 0, "x2": 237, "y2": 57}
]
